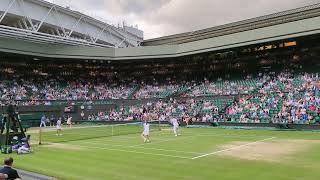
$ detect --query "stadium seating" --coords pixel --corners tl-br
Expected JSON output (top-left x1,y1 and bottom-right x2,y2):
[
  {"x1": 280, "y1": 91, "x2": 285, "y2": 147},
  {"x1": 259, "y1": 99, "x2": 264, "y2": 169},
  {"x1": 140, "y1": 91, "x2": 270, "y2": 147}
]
[{"x1": 0, "y1": 61, "x2": 320, "y2": 125}]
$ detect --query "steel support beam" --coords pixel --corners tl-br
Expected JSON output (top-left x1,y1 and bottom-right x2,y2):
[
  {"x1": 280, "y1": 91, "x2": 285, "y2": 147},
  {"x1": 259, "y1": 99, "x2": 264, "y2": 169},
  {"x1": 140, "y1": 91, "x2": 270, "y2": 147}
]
[
  {"x1": 20, "y1": 18, "x2": 29, "y2": 29},
  {"x1": 115, "y1": 39, "x2": 125, "y2": 48},
  {"x1": 0, "y1": 0, "x2": 16, "y2": 23},
  {"x1": 55, "y1": 28, "x2": 61, "y2": 36},
  {"x1": 68, "y1": 16, "x2": 83, "y2": 37},
  {"x1": 0, "y1": 25, "x2": 114, "y2": 48},
  {"x1": 94, "y1": 26, "x2": 107, "y2": 43},
  {"x1": 17, "y1": 20, "x2": 23, "y2": 29},
  {"x1": 36, "y1": 5, "x2": 55, "y2": 32},
  {"x1": 81, "y1": 19, "x2": 95, "y2": 43},
  {"x1": 0, "y1": 0, "x2": 141, "y2": 47},
  {"x1": 52, "y1": 6, "x2": 67, "y2": 37},
  {"x1": 16, "y1": 0, "x2": 36, "y2": 31}
]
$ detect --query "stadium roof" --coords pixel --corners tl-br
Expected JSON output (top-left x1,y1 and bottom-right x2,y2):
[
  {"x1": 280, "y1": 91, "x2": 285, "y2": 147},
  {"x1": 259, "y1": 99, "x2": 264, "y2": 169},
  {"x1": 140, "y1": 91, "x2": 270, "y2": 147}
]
[
  {"x1": 142, "y1": 3, "x2": 320, "y2": 46},
  {"x1": 0, "y1": 3, "x2": 320, "y2": 60},
  {"x1": 0, "y1": 0, "x2": 143, "y2": 48}
]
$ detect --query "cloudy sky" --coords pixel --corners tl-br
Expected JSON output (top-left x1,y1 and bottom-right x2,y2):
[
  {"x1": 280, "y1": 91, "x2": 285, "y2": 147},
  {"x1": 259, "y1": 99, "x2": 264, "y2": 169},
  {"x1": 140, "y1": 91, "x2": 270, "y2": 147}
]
[{"x1": 51, "y1": 0, "x2": 320, "y2": 39}]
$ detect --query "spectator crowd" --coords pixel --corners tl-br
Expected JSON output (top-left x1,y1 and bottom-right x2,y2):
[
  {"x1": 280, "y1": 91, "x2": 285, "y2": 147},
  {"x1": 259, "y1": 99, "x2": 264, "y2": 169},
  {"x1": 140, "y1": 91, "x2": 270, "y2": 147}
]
[{"x1": 0, "y1": 61, "x2": 320, "y2": 124}]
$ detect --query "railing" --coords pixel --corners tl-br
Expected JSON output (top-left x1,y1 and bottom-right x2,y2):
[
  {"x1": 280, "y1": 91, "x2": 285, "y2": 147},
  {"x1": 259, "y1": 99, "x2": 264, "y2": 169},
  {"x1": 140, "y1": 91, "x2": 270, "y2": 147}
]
[{"x1": 0, "y1": 24, "x2": 114, "y2": 47}]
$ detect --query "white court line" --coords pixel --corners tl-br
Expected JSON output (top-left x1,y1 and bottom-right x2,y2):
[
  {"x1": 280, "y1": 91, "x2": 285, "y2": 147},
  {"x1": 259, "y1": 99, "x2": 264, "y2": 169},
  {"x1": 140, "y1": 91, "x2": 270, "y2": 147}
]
[
  {"x1": 191, "y1": 137, "x2": 276, "y2": 160},
  {"x1": 71, "y1": 141, "x2": 203, "y2": 154},
  {"x1": 75, "y1": 144, "x2": 191, "y2": 159}
]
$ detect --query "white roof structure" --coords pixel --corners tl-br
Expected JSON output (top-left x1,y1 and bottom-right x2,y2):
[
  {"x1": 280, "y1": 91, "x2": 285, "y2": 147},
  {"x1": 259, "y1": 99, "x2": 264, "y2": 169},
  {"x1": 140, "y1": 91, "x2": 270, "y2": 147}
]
[{"x1": 0, "y1": 0, "x2": 143, "y2": 48}]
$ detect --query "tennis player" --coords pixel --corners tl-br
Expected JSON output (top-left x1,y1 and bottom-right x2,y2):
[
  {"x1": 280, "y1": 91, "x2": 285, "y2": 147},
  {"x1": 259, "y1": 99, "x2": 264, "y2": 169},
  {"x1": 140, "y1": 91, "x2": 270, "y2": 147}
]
[
  {"x1": 56, "y1": 118, "x2": 62, "y2": 136},
  {"x1": 66, "y1": 116, "x2": 72, "y2": 128},
  {"x1": 170, "y1": 117, "x2": 179, "y2": 136},
  {"x1": 142, "y1": 121, "x2": 150, "y2": 143}
]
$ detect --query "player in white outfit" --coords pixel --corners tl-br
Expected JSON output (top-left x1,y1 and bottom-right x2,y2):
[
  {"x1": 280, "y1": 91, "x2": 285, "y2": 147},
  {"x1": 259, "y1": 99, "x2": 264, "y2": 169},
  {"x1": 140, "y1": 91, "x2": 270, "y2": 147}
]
[
  {"x1": 66, "y1": 116, "x2": 72, "y2": 128},
  {"x1": 56, "y1": 118, "x2": 63, "y2": 136},
  {"x1": 171, "y1": 117, "x2": 179, "y2": 136},
  {"x1": 142, "y1": 121, "x2": 150, "y2": 143}
]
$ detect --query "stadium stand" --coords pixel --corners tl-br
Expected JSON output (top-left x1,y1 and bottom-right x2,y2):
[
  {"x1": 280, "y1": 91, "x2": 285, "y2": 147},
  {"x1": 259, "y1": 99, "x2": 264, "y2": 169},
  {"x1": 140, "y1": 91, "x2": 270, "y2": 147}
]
[{"x1": 0, "y1": 52, "x2": 320, "y2": 126}]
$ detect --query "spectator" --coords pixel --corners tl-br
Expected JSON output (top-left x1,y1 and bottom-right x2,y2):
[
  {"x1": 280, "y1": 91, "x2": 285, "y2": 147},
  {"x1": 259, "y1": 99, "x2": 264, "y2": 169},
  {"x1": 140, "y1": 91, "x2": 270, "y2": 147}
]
[
  {"x1": 80, "y1": 111, "x2": 85, "y2": 120},
  {"x1": 0, "y1": 157, "x2": 20, "y2": 180}
]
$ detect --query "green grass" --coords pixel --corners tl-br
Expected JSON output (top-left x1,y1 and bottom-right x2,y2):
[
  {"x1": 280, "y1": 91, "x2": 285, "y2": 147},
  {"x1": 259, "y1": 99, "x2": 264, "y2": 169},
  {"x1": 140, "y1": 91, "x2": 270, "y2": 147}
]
[{"x1": 1, "y1": 127, "x2": 320, "y2": 180}]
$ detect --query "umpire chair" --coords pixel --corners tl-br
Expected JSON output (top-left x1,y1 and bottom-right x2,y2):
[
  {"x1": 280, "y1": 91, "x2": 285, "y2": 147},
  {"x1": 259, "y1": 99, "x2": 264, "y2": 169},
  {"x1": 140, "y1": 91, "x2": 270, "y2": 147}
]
[{"x1": 0, "y1": 105, "x2": 26, "y2": 153}]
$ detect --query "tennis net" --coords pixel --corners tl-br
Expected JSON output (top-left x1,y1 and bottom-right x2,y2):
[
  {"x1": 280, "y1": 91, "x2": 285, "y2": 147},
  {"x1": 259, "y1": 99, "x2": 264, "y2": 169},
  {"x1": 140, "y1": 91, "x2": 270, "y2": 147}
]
[{"x1": 38, "y1": 121, "x2": 161, "y2": 143}]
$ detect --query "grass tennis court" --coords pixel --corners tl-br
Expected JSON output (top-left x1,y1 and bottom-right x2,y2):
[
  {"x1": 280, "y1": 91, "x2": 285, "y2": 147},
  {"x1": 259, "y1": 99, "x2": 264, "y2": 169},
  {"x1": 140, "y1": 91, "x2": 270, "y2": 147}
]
[{"x1": 1, "y1": 126, "x2": 320, "y2": 180}]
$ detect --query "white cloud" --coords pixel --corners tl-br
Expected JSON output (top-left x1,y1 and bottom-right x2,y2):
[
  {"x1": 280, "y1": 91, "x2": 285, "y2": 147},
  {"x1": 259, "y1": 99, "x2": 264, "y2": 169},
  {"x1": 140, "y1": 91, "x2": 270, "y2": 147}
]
[{"x1": 66, "y1": 0, "x2": 320, "y2": 39}]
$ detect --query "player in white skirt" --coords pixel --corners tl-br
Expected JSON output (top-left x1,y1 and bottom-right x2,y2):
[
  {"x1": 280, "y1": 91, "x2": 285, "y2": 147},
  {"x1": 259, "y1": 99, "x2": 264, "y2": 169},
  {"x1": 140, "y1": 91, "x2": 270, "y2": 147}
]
[
  {"x1": 56, "y1": 118, "x2": 62, "y2": 136},
  {"x1": 141, "y1": 121, "x2": 150, "y2": 143}
]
